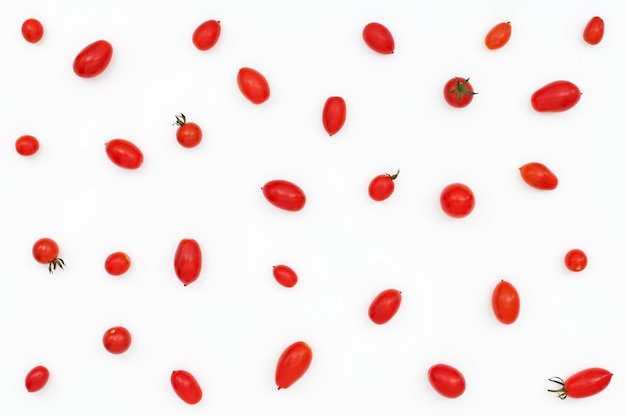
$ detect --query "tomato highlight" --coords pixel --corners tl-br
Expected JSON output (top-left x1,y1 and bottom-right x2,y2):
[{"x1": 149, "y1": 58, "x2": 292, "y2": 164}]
[{"x1": 102, "y1": 326, "x2": 132, "y2": 354}]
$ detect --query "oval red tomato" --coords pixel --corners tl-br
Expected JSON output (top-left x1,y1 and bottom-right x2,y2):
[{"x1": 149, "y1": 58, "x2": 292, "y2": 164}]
[
  {"x1": 564, "y1": 249, "x2": 587, "y2": 272},
  {"x1": 531, "y1": 80, "x2": 581, "y2": 112},
  {"x1": 104, "y1": 251, "x2": 131, "y2": 276},
  {"x1": 32, "y1": 237, "x2": 64, "y2": 273},
  {"x1": 174, "y1": 239, "x2": 202, "y2": 286},
  {"x1": 262, "y1": 180, "x2": 306, "y2": 211},
  {"x1": 273, "y1": 264, "x2": 298, "y2": 288},
  {"x1": 174, "y1": 113, "x2": 203, "y2": 148},
  {"x1": 368, "y1": 170, "x2": 399, "y2": 201},
  {"x1": 491, "y1": 280, "x2": 520, "y2": 325},
  {"x1": 428, "y1": 364, "x2": 466, "y2": 398},
  {"x1": 237, "y1": 67, "x2": 270, "y2": 104},
  {"x1": 105, "y1": 139, "x2": 143, "y2": 169},
  {"x1": 443, "y1": 77, "x2": 476, "y2": 108},
  {"x1": 15, "y1": 134, "x2": 40, "y2": 156},
  {"x1": 171, "y1": 370, "x2": 203, "y2": 404},
  {"x1": 102, "y1": 326, "x2": 132, "y2": 354},
  {"x1": 192, "y1": 19, "x2": 221, "y2": 50},
  {"x1": 583, "y1": 16, "x2": 604, "y2": 45},
  {"x1": 440, "y1": 183, "x2": 475, "y2": 218},
  {"x1": 519, "y1": 162, "x2": 558, "y2": 190},
  {"x1": 21, "y1": 18, "x2": 44, "y2": 43},
  {"x1": 368, "y1": 289, "x2": 402, "y2": 324},
  {"x1": 484, "y1": 21, "x2": 511, "y2": 50},
  {"x1": 362, "y1": 22, "x2": 395, "y2": 54},
  {"x1": 548, "y1": 367, "x2": 612, "y2": 399},
  {"x1": 322, "y1": 96, "x2": 347, "y2": 136},
  {"x1": 73, "y1": 40, "x2": 113, "y2": 78},
  {"x1": 25, "y1": 365, "x2": 49, "y2": 392},
  {"x1": 275, "y1": 341, "x2": 313, "y2": 389}
]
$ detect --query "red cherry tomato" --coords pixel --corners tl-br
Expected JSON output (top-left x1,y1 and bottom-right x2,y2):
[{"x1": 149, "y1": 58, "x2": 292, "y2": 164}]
[
  {"x1": 564, "y1": 249, "x2": 587, "y2": 272},
  {"x1": 32, "y1": 237, "x2": 64, "y2": 273},
  {"x1": 104, "y1": 252, "x2": 131, "y2": 276},
  {"x1": 440, "y1": 183, "x2": 475, "y2": 218},
  {"x1": 73, "y1": 40, "x2": 113, "y2": 78},
  {"x1": 174, "y1": 239, "x2": 202, "y2": 286},
  {"x1": 491, "y1": 280, "x2": 520, "y2": 325},
  {"x1": 548, "y1": 368, "x2": 612, "y2": 399},
  {"x1": 531, "y1": 80, "x2": 581, "y2": 112},
  {"x1": 262, "y1": 180, "x2": 306, "y2": 211},
  {"x1": 171, "y1": 370, "x2": 203, "y2": 404},
  {"x1": 15, "y1": 134, "x2": 40, "y2": 156},
  {"x1": 428, "y1": 364, "x2": 466, "y2": 398},
  {"x1": 362, "y1": 22, "x2": 395, "y2": 54},
  {"x1": 237, "y1": 67, "x2": 270, "y2": 104},
  {"x1": 519, "y1": 162, "x2": 558, "y2": 190},
  {"x1": 105, "y1": 139, "x2": 143, "y2": 169},
  {"x1": 443, "y1": 77, "x2": 476, "y2": 108},
  {"x1": 21, "y1": 18, "x2": 44, "y2": 43},
  {"x1": 368, "y1": 289, "x2": 402, "y2": 325},
  {"x1": 273, "y1": 265, "x2": 298, "y2": 288},
  {"x1": 174, "y1": 113, "x2": 203, "y2": 148},
  {"x1": 583, "y1": 16, "x2": 604, "y2": 45},
  {"x1": 484, "y1": 22, "x2": 511, "y2": 50},
  {"x1": 322, "y1": 96, "x2": 347, "y2": 136},
  {"x1": 192, "y1": 19, "x2": 221, "y2": 50},
  {"x1": 25, "y1": 365, "x2": 49, "y2": 392},
  {"x1": 368, "y1": 170, "x2": 399, "y2": 201},
  {"x1": 102, "y1": 326, "x2": 132, "y2": 354},
  {"x1": 275, "y1": 341, "x2": 313, "y2": 389}
]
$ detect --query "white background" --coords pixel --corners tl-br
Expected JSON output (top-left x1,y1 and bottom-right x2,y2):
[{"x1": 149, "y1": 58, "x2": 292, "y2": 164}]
[{"x1": 1, "y1": 0, "x2": 624, "y2": 416}]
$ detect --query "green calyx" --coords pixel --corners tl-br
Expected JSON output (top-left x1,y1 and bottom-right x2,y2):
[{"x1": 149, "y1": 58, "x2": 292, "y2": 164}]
[{"x1": 448, "y1": 77, "x2": 476, "y2": 102}]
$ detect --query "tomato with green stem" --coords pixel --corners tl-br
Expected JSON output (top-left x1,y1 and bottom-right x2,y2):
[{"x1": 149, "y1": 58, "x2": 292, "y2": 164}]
[
  {"x1": 174, "y1": 113, "x2": 203, "y2": 148},
  {"x1": 192, "y1": 19, "x2": 221, "y2": 50},
  {"x1": 368, "y1": 170, "x2": 399, "y2": 201},
  {"x1": 104, "y1": 252, "x2": 131, "y2": 276},
  {"x1": 444, "y1": 77, "x2": 476, "y2": 108},
  {"x1": 564, "y1": 249, "x2": 587, "y2": 272},
  {"x1": 32, "y1": 237, "x2": 64, "y2": 273},
  {"x1": 73, "y1": 40, "x2": 113, "y2": 78},
  {"x1": 428, "y1": 364, "x2": 466, "y2": 398},
  {"x1": 102, "y1": 326, "x2": 132, "y2": 354},
  {"x1": 548, "y1": 368, "x2": 612, "y2": 399},
  {"x1": 583, "y1": 16, "x2": 604, "y2": 45},
  {"x1": 362, "y1": 22, "x2": 394, "y2": 54},
  {"x1": 275, "y1": 341, "x2": 313, "y2": 389},
  {"x1": 25, "y1": 365, "x2": 49, "y2": 392},
  {"x1": 21, "y1": 18, "x2": 44, "y2": 43},
  {"x1": 171, "y1": 370, "x2": 203, "y2": 404},
  {"x1": 484, "y1": 22, "x2": 511, "y2": 50},
  {"x1": 15, "y1": 135, "x2": 39, "y2": 156}
]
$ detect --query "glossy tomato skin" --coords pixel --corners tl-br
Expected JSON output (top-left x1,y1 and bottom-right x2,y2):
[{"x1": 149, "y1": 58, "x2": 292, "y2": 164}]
[
  {"x1": 440, "y1": 183, "x2": 475, "y2": 218},
  {"x1": 583, "y1": 16, "x2": 604, "y2": 45},
  {"x1": 491, "y1": 280, "x2": 520, "y2": 324},
  {"x1": 519, "y1": 162, "x2": 558, "y2": 190},
  {"x1": 174, "y1": 239, "x2": 202, "y2": 286},
  {"x1": 275, "y1": 341, "x2": 313, "y2": 389},
  {"x1": 102, "y1": 326, "x2": 132, "y2": 354},
  {"x1": 25, "y1": 365, "x2": 49, "y2": 392},
  {"x1": 485, "y1": 22, "x2": 511, "y2": 50},
  {"x1": 564, "y1": 249, "x2": 587, "y2": 272},
  {"x1": 237, "y1": 67, "x2": 270, "y2": 104},
  {"x1": 171, "y1": 370, "x2": 203, "y2": 404},
  {"x1": 362, "y1": 22, "x2": 394, "y2": 54},
  {"x1": 273, "y1": 265, "x2": 298, "y2": 288},
  {"x1": 322, "y1": 96, "x2": 347, "y2": 136},
  {"x1": 262, "y1": 180, "x2": 306, "y2": 211},
  {"x1": 192, "y1": 19, "x2": 221, "y2": 50},
  {"x1": 15, "y1": 135, "x2": 40, "y2": 156},
  {"x1": 428, "y1": 364, "x2": 466, "y2": 398},
  {"x1": 444, "y1": 77, "x2": 475, "y2": 108},
  {"x1": 531, "y1": 81, "x2": 581, "y2": 112},
  {"x1": 105, "y1": 139, "x2": 143, "y2": 169},
  {"x1": 368, "y1": 289, "x2": 402, "y2": 325},
  {"x1": 73, "y1": 40, "x2": 113, "y2": 78},
  {"x1": 22, "y1": 18, "x2": 44, "y2": 43},
  {"x1": 549, "y1": 368, "x2": 612, "y2": 399},
  {"x1": 32, "y1": 237, "x2": 64, "y2": 273},
  {"x1": 174, "y1": 114, "x2": 203, "y2": 148},
  {"x1": 368, "y1": 170, "x2": 399, "y2": 201},
  {"x1": 104, "y1": 252, "x2": 131, "y2": 276}
]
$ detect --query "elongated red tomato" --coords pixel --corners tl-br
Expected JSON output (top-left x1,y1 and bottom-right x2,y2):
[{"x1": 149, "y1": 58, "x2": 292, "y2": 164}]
[
  {"x1": 531, "y1": 80, "x2": 581, "y2": 112},
  {"x1": 519, "y1": 162, "x2": 558, "y2": 190},
  {"x1": 174, "y1": 239, "x2": 202, "y2": 286},
  {"x1": 368, "y1": 289, "x2": 402, "y2": 324},
  {"x1": 104, "y1": 251, "x2": 131, "y2": 276},
  {"x1": 583, "y1": 16, "x2": 604, "y2": 45},
  {"x1": 548, "y1": 368, "x2": 612, "y2": 399},
  {"x1": 102, "y1": 326, "x2": 132, "y2": 354},
  {"x1": 273, "y1": 264, "x2": 298, "y2": 288},
  {"x1": 322, "y1": 96, "x2": 346, "y2": 136},
  {"x1": 368, "y1": 170, "x2": 399, "y2": 201},
  {"x1": 22, "y1": 18, "x2": 44, "y2": 43},
  {"x1": 275, "y1": 341, "x2": 313, "y2": 389},
  {"x1": 491, "y1": 280, "x2": 520, "y2": 324},
  {"x1": 15, "y1": 134, "x2": 40, "y2": 156},
  {"x1": 440, "y1": 183, "x2": 475, "y2": 218},
  {"x1": 25, "y1": 365, "x2": 49, "y2": 392},
  {"x1": 73, "y1": 40, "x2": 113, "y2": 78},
  {"x1": 428, "y1": 364, "x2": 466, "y2": 398},
  {"x1": 105, "y1": 139, "x2": 143, "y2": 169},
  {"x1": 237, "y1": 67, "x2": 270, "y2": 104},
  {"x1": 362, "y1": 22, "x2": 394, "y2": 54},
  {"x1": 171, "y1": 370, "x2": 203, "y2": 404},
  {"x1": 484, "y1": 21, "x2": 511, "y2": 50},
  {"x1": 262, "y1": 180, "x2": 306, "y2": 211},
  {"x1": 192, "y1": 19, "x2": 221, "y2": 50}
]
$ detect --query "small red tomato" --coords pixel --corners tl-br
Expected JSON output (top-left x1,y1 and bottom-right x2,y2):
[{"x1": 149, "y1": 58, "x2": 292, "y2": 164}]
[
  {"x1": 519, "y1": 162, "x2": 558, "y2": 190},
  {"x1": 443, "y1": 77, "x2": 476, "y2": 108},
  {"x1": 32, "y1": 237, "x2": 64, "y2": 274},
  {"x1": 105, "y1": 139, "x2": 143, "y2": 169},
  {"x1": 368, "y1": 170, "x2": 399, "y2": 201},
  {"x1": 322, "y1": 96, "x2": 347, "y2": 136},
  {"x1": 21, "y1": 18, "x2": 44, "y2": 43},
  {"x1": 583, "y1": 16, "x2": 604, "y2": 45},
  {"x1": 192, "y1": 19, "x2": 221, "y2": 50},
  {"x1": 237, "y1": 67, "x2": 270, "y2": 104},
  {"x1": 362, "y1": 22, "x2": 394, "y2": 54},
  {"x1": 15, "y1": 134, "x2": 40, "y2": 156},
  {"x1": 491, "y1": 280, "x2": 520, "y2": 325},
  {"x1": 73, "y1": 40, "x2": 113, "y2": 78},
  {"x1": 102, "y1": 326, "x2": 132, "y2": 354},
  {"x1": 174, "y1": 113, "x2": 203, "y2": 148},
  {"x1": 273, "y1": 265, "x2": 298, "y2": 288},
  {"x1": 275, "y1": 341, "x2": 313, "y2": 390},
  {"x1": 368, "y1": 289, "x2": 402, "y2": 325},
  {"x1": 104, "y1": 252, "x2": 131, "y2": 276},
  {"x1": 174, "y1": 239, "x2": 202, "y2": 286},
  {"x1": 428, "y1": 364, "x2": 466, "y2": 398},
  {"x1": 25, "y1": 365, "x2": 49, "y2": 392},
  {"x1": 484, "y1": 21, "x2": 511, "y2": 50},
  {"x1": 564, "y1": 249, "x2": 587, "y2": 272},
  {"x1": 440, "y1": 183, "x2": 475, "y2": 218},
  {"x1": 171, "y1": 370, "x2": 203, "y2": 404},
  {"x1": 262, "y1": 180, "x2": 306, "y2": 211},
  {"x1": 531, "y1": 80, "x2": 581, "y2": 112},
  {"x1": 548, "y1": 368, "x2": 612, "y2": 399}
]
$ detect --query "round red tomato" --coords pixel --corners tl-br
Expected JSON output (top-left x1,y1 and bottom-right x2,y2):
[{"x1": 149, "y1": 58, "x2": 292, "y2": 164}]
[
  {"x1": 362, "y1": 22, "x2": 394, "y2": 54},
  {"x1": 262, "y1": 180, "x2": 306, "y2": 211},
  {"x1": 273, "y1": 265, "x2": 298, "y2": 288},
  {"x1": 368, "y1": 170, "x2": 399, "y2": 201},
  {"x1": 15, "y1": 134, "x2": 40, "y2": 156},
  {"x1": 322, "y1": 96, "x2": 347, "y2": 136},
  {"x1": 368, "y1": 289, "x2": 402, "y2": 325},
  {"x1": 73, "y1": 40, "x2": 113, "y2": 78},
  {"x1": 104, "y1": 252, "x2": 131, "y2": 276},
  {"x1": 531, "y1": 80, "x2": 581, "y2": 112},
  {"x1": 275, "y1": 341, "x2": 313, "y2": 390},
  {"x1": 174, "y1": 113, "x2": 203, "y2": 148},
  {"x1": 171, "y1": 370, "x2": 203, "y2": 404},
  {"x1": 519, "y1": 162, "x2": 558, "y2": 190},
  {"x1": 102, "y1": 326, "x2": 132, "y2": 354},
  {"x1": 548, "y1": 367, "x2": 612, "y2": 399},
  {"x1": 491, "y1": 280, "x2": 520, "y2": 325},
  {"x1": 564, "y1": 249, "x2": 587, "y2": 272},
  {"x1": 174, "y1": 239, "x2": 202, "y2": 286},
  {"x1": 192, "y1": 19, "x2": 221, "y2": 50},
  {"x1": 21, "y1": 18, "x2": 44, "y2": 43},
  {"x1": 237, "y1": 67, "x2": 270, "y2": 104},
  {"x1": 428, "y1": 364, "x2": 466, "y2": 398},
  {"x1": 583, "y1": 16, "x2": 604, "y2": 45},
  {"x1": 32, "y1": 237, "x2": 64, "y2": 273},
  {"x1": 440, "y1": 183, "x2": 475, "y2": 218},
  {"x1": 105, "y1": 139, "x2": 143, "y2": 169},
  {"x1": 25, "y1": 365, "x2": 49, "y2": 392},
  {"x1": 443, "y1": 77, "x2": 476, "y2": 108},
  {"x1": 484, "y1": 21, "x2": 511, "y2": 50}
]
